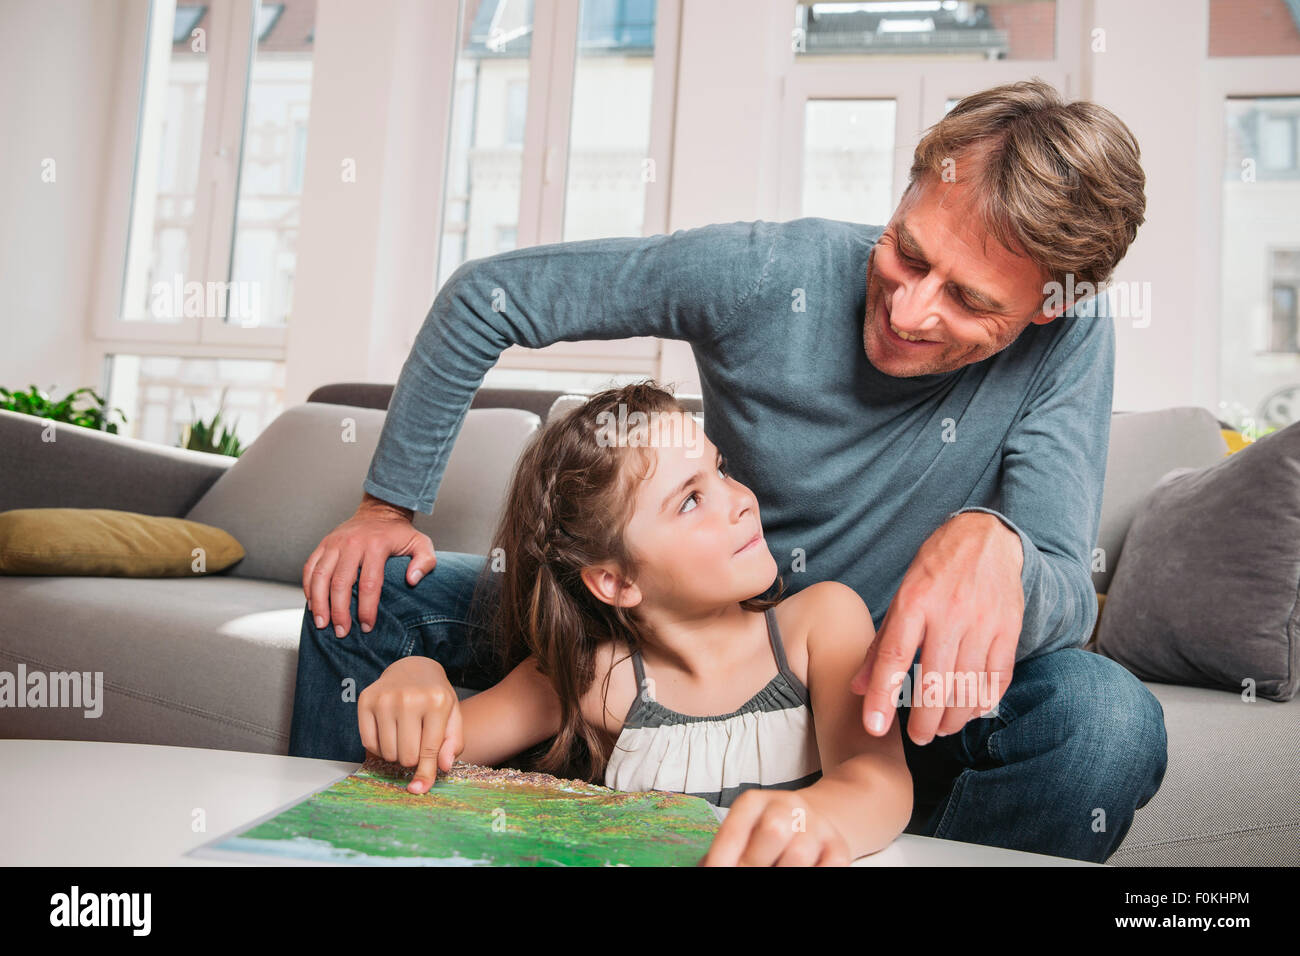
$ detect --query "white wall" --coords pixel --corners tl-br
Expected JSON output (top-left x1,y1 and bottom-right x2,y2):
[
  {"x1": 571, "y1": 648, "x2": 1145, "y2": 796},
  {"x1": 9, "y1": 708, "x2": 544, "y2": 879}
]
[
  {"x1": 286, "y1": 0, "x2": 456, "y2": 407},
  {"x1": 1088, "y1": 0, "x2": 1216, "y2": 413},
  {"x1": 0, "y1": 0, "x2": 126, "y2": 397}
]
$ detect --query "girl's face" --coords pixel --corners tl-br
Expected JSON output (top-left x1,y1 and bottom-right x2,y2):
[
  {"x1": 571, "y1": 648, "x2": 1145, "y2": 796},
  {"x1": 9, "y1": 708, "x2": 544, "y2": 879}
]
[{"x1": 592, "y1": 413, "x2": 778, "y2": 614}]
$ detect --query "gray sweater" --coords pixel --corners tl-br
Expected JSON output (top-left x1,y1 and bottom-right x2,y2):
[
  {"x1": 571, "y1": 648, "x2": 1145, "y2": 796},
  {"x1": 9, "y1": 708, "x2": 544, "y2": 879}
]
[{"x1": 363, "y1": 217, "x2": 1113, "y2": 661}]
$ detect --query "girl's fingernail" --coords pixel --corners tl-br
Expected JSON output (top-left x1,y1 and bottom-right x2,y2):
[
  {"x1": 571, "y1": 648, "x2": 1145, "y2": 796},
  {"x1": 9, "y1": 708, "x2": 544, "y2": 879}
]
[
  {"x1": 361, "y1": 623, "x2": 371, "y2": 633},
  {"x1": 410, "y1": 571, "x2": 422, "y2": 584},
  {"x1": 314, "y1": 615, "x2": 325, "y2": 629}
]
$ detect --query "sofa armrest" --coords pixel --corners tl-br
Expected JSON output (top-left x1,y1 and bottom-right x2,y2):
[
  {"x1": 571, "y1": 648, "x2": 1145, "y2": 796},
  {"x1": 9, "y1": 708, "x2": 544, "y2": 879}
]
[{"x1": 0, "y1": 409, "x2": 234, "y2": 518}]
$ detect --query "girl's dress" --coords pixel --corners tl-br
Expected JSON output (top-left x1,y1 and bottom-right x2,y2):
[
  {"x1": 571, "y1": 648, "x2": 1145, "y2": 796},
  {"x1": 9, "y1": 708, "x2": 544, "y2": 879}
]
[{"x1": 604, "y1": 606, "x2": 823, "y2": 808}]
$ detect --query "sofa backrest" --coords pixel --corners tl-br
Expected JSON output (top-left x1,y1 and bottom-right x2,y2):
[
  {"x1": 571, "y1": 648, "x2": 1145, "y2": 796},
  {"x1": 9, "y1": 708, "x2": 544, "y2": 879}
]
[
  {"x1": 180, "y1": 394, "x2": 1229, "y2": 592},
  {"x1": 1094, "y1": 407, "x2": 1228, "y2": 592},
  {"x1": 185, "y1": 402, "x2": 540, "y2": 585},
  {"x1": 0, "y1": 408, "x2": 233, "y2": 518}
]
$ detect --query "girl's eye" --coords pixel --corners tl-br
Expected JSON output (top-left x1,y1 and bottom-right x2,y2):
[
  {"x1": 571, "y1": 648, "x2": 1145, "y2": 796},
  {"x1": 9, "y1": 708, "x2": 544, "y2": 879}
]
[{"x1": 679, "y1": 458, "x2": 728, "y2": 514}]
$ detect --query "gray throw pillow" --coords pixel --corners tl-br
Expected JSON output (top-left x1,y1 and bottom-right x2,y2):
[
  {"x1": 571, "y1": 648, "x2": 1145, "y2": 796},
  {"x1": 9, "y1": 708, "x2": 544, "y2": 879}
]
[{"x1": 1095, "y1": 419, "x2": 1300, "y2": 701}]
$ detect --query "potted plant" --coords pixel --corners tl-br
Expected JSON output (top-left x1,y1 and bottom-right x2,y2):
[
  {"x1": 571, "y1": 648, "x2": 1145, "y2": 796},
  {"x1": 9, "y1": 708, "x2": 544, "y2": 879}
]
[
  {"x1": 0, "y1": 385, "x2": 128, "y2": 433},
  {"x1": 181, "y1": 387, "x2": 245, "y2": 458}
]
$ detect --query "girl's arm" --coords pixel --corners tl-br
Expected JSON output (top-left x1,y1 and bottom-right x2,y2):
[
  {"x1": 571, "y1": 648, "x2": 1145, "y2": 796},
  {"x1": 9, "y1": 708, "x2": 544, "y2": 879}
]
[
  {"x1": 800, "y1": 581, "x2": 913, "y2": 859},
  {"x1": 456, "y1": 654, "x2": 565, "y2": 768},
  {"x1": 359, "y1": 652, "x2": 565, "y2": 794}
]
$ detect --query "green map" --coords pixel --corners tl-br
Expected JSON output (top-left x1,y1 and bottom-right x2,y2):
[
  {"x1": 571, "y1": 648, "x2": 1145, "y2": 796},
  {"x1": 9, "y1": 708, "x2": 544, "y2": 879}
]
[{"x1": 197, "y1": 755, "x2": 721, "y2": 866}]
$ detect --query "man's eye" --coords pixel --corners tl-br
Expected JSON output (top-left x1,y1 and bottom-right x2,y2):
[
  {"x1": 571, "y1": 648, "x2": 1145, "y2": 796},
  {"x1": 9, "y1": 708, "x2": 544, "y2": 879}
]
[{"x1": 898, "y1": 253, "x2": 926, "y2": 273}]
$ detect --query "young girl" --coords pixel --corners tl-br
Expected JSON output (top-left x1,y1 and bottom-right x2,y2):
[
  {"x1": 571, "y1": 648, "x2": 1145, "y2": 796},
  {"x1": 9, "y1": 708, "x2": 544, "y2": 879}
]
[{"x1": 357, "y1": 381, "x2": 912, "y2": 865}]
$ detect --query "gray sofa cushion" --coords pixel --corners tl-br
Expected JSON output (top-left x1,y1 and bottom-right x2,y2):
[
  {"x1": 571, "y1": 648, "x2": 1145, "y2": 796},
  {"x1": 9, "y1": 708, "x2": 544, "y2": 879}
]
[
  {"x1": 0, "y1": 574, "x2": 303, "y2": 754},
  {"x1": 1110, "y1": 680, "x2": 1300, "y2": 866},
  {"x1": 1096, "y1": 420, "x2": 1300, "y2": 701},
  {"x1": 185, "y1": 403, "x2": 540, "y2": 585},
  {"x1": 1092, "y1": 407, "x2": 1229, "y2": 593}
]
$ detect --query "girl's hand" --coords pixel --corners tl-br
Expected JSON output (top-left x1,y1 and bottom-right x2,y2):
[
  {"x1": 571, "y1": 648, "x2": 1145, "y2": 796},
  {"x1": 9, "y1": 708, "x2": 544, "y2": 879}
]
[
  {"x1": 698, "y1": 789, "x2": 852, "y2": 866},
  {"x1": 357, "y1": 656, "x2": 464, "y2": 794}
]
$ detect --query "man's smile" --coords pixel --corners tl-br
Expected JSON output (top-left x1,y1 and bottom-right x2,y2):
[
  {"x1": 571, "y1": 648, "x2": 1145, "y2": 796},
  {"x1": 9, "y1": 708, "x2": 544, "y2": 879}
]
[{"x1": 881, "y1": 293, "x2": 943, "y2": 346}]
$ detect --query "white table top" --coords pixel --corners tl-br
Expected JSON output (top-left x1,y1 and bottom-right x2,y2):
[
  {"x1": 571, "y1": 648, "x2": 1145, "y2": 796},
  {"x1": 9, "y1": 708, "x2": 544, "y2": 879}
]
[{"x1": 0, "y1": 739, "x2": 1094, "y2": 866}]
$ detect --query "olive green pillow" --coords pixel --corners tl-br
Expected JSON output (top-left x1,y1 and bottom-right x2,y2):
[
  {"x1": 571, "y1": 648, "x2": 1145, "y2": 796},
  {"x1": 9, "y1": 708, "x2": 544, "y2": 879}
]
[{"x1": 0, "y1": 508, "x2": 245, "y2": 576}]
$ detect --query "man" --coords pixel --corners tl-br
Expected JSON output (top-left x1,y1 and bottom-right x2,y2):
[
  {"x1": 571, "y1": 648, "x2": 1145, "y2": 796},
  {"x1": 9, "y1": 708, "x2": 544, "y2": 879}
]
[{"x1": 289, "y1": 79, "x2": 1167, "y2": 863}]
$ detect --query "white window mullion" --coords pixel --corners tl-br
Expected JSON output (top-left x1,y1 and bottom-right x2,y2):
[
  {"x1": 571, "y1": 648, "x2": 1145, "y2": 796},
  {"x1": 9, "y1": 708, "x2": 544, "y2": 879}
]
[
  {"x1": 517, "y1": 0, "x2": 581, "y2": 246},
  {"x1": 99, "y1": 0, "x2": 197, "y2": 344},
  {"x1": 199, "y1": 0, "x2": 286, "y2": 348}
]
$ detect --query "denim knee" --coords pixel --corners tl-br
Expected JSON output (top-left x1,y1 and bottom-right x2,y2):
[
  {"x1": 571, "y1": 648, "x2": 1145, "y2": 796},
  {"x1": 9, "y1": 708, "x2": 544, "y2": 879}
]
[{"x1": 1043, "y1": 649, "x2": 1169, "y2": 808}]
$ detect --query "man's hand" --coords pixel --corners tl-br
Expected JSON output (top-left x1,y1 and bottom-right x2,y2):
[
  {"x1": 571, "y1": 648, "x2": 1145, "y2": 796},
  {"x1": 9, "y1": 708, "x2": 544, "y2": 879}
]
[
  {"x1": 698, "y1": 789, "x2": 851, "y2": 867},
  {"x1": 849, "y1": 512, "x2": 1024, "y2": 746},
  {"x1": 302, "y1": 493, "x2": 437, "y2": 638}
]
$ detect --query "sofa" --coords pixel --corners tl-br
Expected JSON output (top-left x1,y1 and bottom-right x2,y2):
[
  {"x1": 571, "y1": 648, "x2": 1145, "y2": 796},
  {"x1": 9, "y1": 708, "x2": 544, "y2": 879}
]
[{"x1": 1, "y1": 384, "x2": 1296, "y2": 866}]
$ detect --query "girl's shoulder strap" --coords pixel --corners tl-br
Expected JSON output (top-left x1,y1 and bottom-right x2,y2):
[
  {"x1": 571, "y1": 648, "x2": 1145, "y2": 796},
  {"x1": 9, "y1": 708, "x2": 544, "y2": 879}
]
[
  {"x1": 629, "y1": 644, "x2": 647, "y2": 696},
  {"x1": 764, "y1": 605, "x2": 810, "y2": 704}
]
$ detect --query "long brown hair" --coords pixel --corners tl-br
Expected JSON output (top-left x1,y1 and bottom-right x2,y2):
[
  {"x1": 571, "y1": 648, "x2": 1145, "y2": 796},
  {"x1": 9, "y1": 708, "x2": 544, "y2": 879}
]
[{"x1": 468, "y1": 380, "x2": 784, "y2": 782}]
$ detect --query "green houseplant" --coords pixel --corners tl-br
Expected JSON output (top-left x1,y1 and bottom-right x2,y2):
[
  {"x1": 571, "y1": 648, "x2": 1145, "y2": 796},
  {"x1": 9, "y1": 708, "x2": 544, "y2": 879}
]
[
  {"x1": 181, "y1": 387, "x2": 245, "y2": 458},
  {"x1": 0, "y1": 385, "x2": 128, "y2": 433}
]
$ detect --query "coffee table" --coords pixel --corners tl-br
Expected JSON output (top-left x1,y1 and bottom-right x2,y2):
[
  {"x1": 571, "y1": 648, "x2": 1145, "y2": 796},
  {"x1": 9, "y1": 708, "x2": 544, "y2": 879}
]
[{"x1": 0, "y1": 739, "x2": 1097, "y2": 866}]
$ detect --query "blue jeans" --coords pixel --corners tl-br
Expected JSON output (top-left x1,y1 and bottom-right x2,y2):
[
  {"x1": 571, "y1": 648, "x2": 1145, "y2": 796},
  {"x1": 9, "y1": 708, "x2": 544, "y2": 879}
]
[{"x1": 288, "y1": 554, "x2": 1168, "y2": 864}]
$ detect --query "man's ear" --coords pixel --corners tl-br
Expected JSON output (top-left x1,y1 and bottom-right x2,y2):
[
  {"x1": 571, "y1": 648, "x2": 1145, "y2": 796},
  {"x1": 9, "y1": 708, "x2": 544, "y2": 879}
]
[
  {"x1": 580, "y1": 564, "x2": 641, "y2": 609},
  {"x1": 1030, "y1": 300, "x2": 1069, "y2": 326}
]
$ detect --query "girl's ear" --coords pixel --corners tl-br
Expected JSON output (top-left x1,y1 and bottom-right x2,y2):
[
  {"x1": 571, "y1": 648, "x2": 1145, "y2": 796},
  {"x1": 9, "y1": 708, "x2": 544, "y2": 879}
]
[{"x1": 580, "y1": 564, "x2": 641, "y2": 609}]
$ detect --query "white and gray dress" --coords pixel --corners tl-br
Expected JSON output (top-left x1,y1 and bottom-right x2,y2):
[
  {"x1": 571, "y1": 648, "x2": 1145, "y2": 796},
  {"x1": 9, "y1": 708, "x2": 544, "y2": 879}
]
[{"x1": 603, "y1": 606, "x2": 823, "y2": 808}]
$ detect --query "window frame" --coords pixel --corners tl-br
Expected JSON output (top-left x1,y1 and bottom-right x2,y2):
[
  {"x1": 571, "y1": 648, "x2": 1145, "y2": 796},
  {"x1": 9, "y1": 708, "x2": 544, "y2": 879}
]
[
  {"x1": 778, "y1": 0, "x2": 1082, "y2": 221},
  {"x1": 1201, "y1": 56, "x2": 1300, "y2": 402},
  {"x1": 91, "y1": 0, "x2": 289, "y2": 364},
  {"x1": 480, "y1": 0, "x2": 682, "y2": 377}
]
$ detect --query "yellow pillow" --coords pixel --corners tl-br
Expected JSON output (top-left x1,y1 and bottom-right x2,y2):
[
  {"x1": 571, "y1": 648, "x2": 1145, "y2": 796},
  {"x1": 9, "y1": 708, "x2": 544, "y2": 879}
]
[
  {"x1": 0, "y1": 508, "x2": 245, "y2": 576},
  {"x1": 1221, "y1": 428, "x2": 1251, "y2": 455}
]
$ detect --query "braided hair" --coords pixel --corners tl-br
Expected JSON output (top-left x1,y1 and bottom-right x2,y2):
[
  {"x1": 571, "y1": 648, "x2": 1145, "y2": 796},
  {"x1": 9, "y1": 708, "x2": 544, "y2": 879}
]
[{"x1": 469, "y1": 379, "x2": 784, "y2": 782}]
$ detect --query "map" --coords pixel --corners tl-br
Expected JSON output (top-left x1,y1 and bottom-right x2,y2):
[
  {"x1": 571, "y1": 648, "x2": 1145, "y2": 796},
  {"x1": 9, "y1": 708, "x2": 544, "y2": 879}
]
[{"x1": 190, "y1": 754, "x2": 721, "y2": 866}]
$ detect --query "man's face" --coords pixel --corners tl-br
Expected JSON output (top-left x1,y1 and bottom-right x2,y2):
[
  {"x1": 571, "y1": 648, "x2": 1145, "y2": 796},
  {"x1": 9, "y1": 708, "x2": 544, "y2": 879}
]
[{"x1": 863, "y1": 175, "x2": 1059, "y2": 377}]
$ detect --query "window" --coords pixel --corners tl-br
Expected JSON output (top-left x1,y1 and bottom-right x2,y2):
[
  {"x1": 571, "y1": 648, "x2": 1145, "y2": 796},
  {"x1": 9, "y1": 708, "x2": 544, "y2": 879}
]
[
  {"x1": 119, "y1": 0, "x2": 315, "y2": 335},
  {"x1": 437, "y1": 0, "x2": 536, "y2": 291},
  {"x1": 802, "y1": 99, "x2": 897, "y2": 226},
  {"x1": 1260, "y1": 112, "x2": 1299, "y2": 173},
  {"x1": 99, "y1": 0, "x2": 315, "y2": 445},
  {"x1": 1209, "y1": 0, "x2": 1300, "y2": 57},
  {"x1": 103, "y1": 354, "x2": 285, "y2": 451},
  {"x1": 121, "y1": 0, "x2": 210, "y2": 324},
  {"x1": 505, "y1": 80, "x2": 528, "y2": 146},
  {"x1": 438, "y1": 0, "x2": 673, "y2": 387},
  {"x1": 779, "y1": 2, "x2": 1074, "y2": 221},
  {"x1": 561, "y1": 0, "x2": 658, "y2": 242},
  {"x1": 1220, "y1": 97, "x2": 1300, "y2": 432},
  {"x1": 228, "y1": 0, "x2": 315, "y2": 329},
  {"x1": 1270, "y1": 251, "x2": 1300, "y2": 353},
  {"x1": 794, "y1": 1, "x2": 1056, "y2": 60}
]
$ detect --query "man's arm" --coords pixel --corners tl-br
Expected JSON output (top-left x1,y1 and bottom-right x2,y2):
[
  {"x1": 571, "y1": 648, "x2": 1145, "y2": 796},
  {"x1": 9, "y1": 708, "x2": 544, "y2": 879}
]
[
  {"x1": 851, "y1": 304, "x2": 1115, "y2": 746},
  {"x1": 362, "y1": 222, "x2": 779, "y2": 515},
  {"x1": 952, "y1": 302, "x2": 1115, "y2": 661}
]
